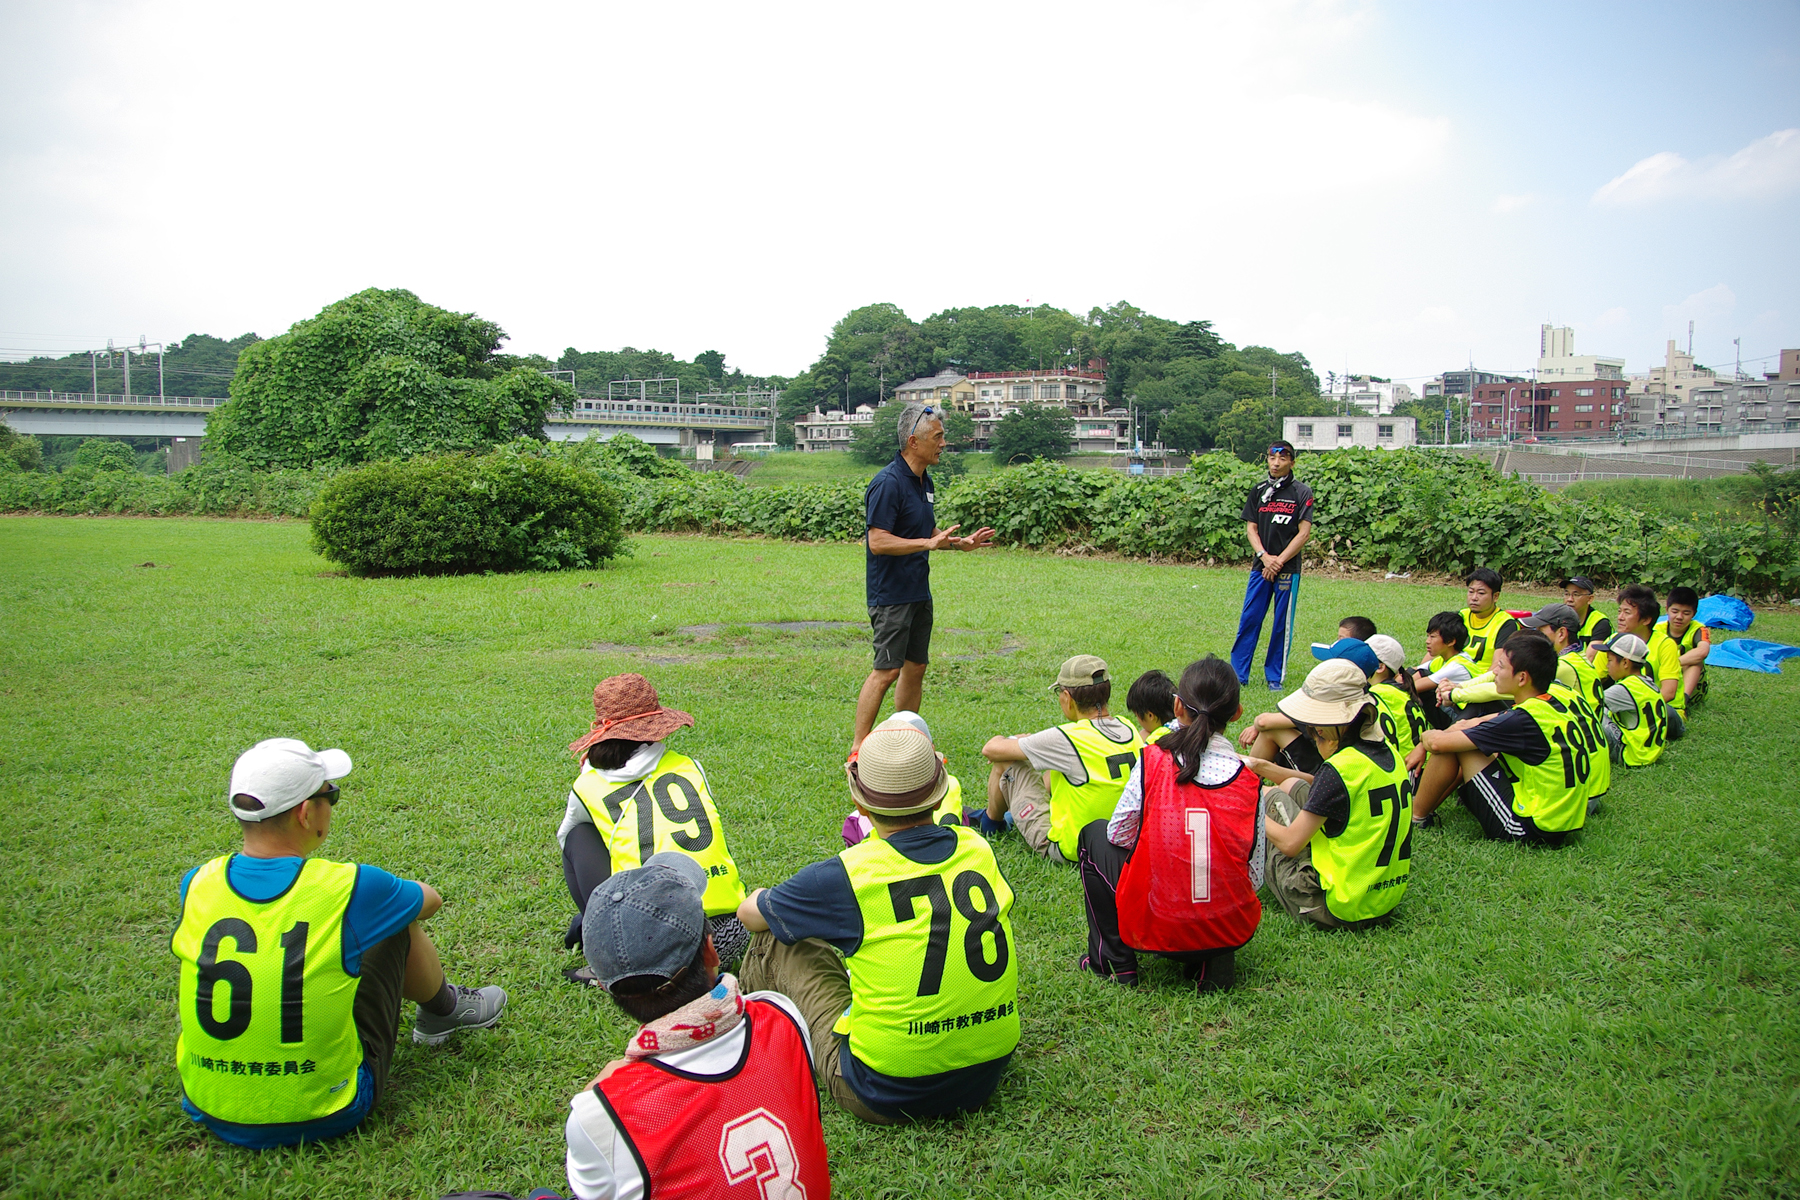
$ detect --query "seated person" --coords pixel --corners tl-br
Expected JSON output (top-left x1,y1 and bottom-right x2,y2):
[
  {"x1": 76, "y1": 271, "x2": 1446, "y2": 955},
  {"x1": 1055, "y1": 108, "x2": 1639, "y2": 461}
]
[
  {"x1": 844, "y1": 710, "x2": 964, "y2": 846},
  {"x1": 1077, "y1": 657, "x2": 1263, "y2": 992},
  {"x1": 1126, "y1": 669, "x2": 1179, "y2": 743},
  {"x1": 1411, "y1": 611, "x2": 1477, "y2": 729},
  {"x1": 560, "y1": 674, "x2": 749, "y2": 983},
  {"x1": 737, "y1": 724, "x2": 1020, "y2": 1124},
  {"x1": 1239, "y1": 637, "x2": 1380, "y2": 778},
  {"x1": 1562, "y1": 575, "x2": 1612, "y2": 653},
  {"x1": 1527, "y1": 604, "x2": 1613, "y2": 813},
  {"x1": 978, "y1": 655, "x2": 1145, "y2": 862},
  {"x1": 1662, "y1": 586, "x2": 1711, "y2": 704},
  {"x1": 173, "y1": 739, "x2": 506, "y2": 1148},
  {"x1": 1615, "y1": 585, "x2": 1687, "y2": 741},
  {"x1": 564, "y1": 853, "x2": 829, "y2": 1200},
  {"x1": 1258, "y1": 660, "x2": 1412, "y2": 930},
  {"x1": 1438, "y1": 602, "x2": 1588, "y2": 710},
  {"x1": 1598, "y1": 634, "x2": 1671, "y2": 766},
  {"x1": 1410, "y1": 634, "x2": 1594, "y2": 845},
  {"x1": 1364, "y1": 634, "x2": 1428, "y2": 770},
  {"x1": 1338, "y1": 615, "x2": 1378, "y2": 641},
  {"x1": 1460, "y1": 566, "x2": 1520, "y2": 676}
]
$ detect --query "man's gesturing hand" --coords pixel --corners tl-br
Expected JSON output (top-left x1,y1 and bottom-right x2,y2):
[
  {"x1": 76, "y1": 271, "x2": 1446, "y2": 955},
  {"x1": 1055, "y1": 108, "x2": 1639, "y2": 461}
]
[{"x1": 954, "y1": 526, "x2": 997, "y2": 551}]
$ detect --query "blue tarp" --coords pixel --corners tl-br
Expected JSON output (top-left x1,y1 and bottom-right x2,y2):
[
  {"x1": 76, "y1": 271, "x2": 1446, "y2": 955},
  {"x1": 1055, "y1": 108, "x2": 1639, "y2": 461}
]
[
  {"x1": 1707, "y1": 638, "x2": 1800, "y2": 673},
  {"x1": 1695, "y1": 594, "x2": 1755, "y2": 631}
]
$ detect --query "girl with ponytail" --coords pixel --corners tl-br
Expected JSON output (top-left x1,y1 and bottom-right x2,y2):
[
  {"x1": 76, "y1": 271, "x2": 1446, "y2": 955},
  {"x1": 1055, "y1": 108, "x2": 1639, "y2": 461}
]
[{"x1": 1076, "y1": 656, "x2": 1266, "y2": 993}]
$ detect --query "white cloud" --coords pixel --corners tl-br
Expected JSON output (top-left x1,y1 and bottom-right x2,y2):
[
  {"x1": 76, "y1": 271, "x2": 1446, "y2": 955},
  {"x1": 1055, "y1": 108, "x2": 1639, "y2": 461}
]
[
  {"x1": 1593, "y1": 129, "x2": 1800, "y2": 205},
  {"x1": 1491, "y1": 193, "x2": 1537, "y2": 214}
]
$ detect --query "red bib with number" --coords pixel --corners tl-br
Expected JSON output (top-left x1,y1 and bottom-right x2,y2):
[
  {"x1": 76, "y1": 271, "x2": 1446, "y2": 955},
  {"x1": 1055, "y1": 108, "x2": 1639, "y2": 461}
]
[
  {"x1": 1117, "y1": 745, "x2": 1262, "y2": 954},
  {"x1": 597, "y1": 999, "x2": 831, "y2": 1199}
]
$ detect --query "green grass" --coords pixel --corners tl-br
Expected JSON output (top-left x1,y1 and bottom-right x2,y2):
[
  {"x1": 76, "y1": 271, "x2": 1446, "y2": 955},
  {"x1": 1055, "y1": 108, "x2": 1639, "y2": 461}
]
[
  {"x1": 3, "y1": 518, "x2": 1798, "y2": 1199},
  {"x1": 1560, "y1": 473, "x2": 1773, "y2": 521}
]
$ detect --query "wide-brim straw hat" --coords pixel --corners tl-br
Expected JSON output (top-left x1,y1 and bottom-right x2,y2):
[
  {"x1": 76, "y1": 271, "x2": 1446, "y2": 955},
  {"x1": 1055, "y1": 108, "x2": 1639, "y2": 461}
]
[
  {"x1": 845, "y1": 725, "x2": 950, "y2": 816},
  {"x1": 1278, "y1": 659, "x2": 1378, "y2": 733},
  {"x1": 568, "y1": 673, "x2": 694, "y2": 760}
]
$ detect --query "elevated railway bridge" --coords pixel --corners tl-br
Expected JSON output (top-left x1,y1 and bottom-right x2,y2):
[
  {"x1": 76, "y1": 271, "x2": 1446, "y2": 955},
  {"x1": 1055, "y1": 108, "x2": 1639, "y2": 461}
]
[{"x1": 0, "y1": 391, "x2": 777, "y2": 448}]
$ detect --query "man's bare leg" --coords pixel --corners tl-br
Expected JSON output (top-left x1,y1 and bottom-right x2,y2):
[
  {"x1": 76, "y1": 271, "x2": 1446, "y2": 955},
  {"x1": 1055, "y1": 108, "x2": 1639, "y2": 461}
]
[
  {"x1": 894, "y1": 660, "x2": 927, "y2": 715},
  {"x1": 853, "y1": 667, "x2": 902, "y2": 751},
  {"x1": 1413, "y1": 750, "x2": 1493, "y2": 820},
  {"x1": 403, "y1": 922, "x2": 447, "y2": 1003},
  {"x1": 1248, "y1": 727, "x2": 1299, "y2": 763}
]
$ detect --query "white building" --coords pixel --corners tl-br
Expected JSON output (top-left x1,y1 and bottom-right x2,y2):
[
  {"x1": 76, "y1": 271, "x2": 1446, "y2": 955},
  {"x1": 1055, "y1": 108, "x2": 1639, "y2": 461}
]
[
  {"x1": 1333, "y1": 376, "x2": 1416, "y2": 415},
  {"x1": 794, "y1": 405, "x2": 874, "y2": 453},
  {"x1": 963, "y1": 364, "x2": 1123, "y2": 452},
  {"x1": 1284, "y1": 415, "x2": 1418, "y2": 450},
  {"x1": 1538, "y1": 325, "x2": 1625, "y2": 382}
]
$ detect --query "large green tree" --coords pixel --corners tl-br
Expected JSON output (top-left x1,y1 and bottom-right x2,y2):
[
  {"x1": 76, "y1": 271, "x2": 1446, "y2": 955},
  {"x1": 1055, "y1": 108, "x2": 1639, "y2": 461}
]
[
  {"x1": 209, "y1": 289, "x2": 572, "y2": 468},
  {"x1": 991, "y1": 405, "x2": 1075, "y2": 464}
]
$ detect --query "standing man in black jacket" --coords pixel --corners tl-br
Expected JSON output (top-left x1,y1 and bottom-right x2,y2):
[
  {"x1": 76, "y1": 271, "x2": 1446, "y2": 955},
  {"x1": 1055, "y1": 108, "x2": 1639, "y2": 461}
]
[{"x1": 1230, "y1": 440, "x2": 1314, "y2": 689}]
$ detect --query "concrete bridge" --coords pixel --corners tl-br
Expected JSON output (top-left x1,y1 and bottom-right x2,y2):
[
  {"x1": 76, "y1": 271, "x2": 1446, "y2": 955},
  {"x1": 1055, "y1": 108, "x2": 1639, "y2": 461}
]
[{"x1": 1, "y1": 391, "x2": 775, "y2": 448}]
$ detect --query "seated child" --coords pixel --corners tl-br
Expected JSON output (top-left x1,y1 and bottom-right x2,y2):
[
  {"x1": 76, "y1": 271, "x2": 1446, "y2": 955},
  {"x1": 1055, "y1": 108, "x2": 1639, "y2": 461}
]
[
  {"x1": 1615, "y1": 585, "x2": 1687, "y2": 741},
  {"x1": 1598, "y1": 634, "x2": 1671, "y2": 766},
  {"x1": 1338, "y1": 615, "x2": 1378, "y2": 641},
  {"x1": 1126, "y1": 669, "x2": 1179, "y2": 743},
  {"x1": 1364, "y1": 634, "x2": 1428, "y2": 771},
  {"x1": 1258, "y1": 659, "x2": 1412, "y2": 929},
  {"x1": 843, "y1": 711, "x2": 963, "y2": 846},
  {"x1": 1077, "y1": 657, "x2": 1263, "y2": 992},
  {"x1": 1239, "y1": 637, "x2": 1380, "y2": 778},
  {"x1": 560, "y1": 674, "x2": 750, "y2": 982},
  {"x1": 980, "y1": 655, "x2": 1144, "y2": 863},
  {"x1": 1662, "y1": 586, "x2": 1711, "y2": 704},
  {"x1": 1410, "y1": 634, "x2": 1593, "y2": 845},
  {"x1": 1411, "y1": 611, "x2": 1476, "y2": 729}
]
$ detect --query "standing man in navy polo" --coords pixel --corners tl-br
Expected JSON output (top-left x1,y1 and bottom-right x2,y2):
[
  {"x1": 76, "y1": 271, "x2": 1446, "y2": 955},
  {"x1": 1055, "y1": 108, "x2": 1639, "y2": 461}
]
[
  {"x1": 1230, "y1": 439, "x2": 1315, "y2": 689},
  {"x1": 854, "y1": 402, "x2": 996, "y2": 751}
]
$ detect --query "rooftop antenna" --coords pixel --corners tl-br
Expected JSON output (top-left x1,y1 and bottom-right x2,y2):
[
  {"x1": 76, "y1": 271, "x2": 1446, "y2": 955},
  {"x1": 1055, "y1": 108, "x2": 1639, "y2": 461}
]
[{"x1": 1687, "y1": 319, "x2": 1694, "y2": 357}]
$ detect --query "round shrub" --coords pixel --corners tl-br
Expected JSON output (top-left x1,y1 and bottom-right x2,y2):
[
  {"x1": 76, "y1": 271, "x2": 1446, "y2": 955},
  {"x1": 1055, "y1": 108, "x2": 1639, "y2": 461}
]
[{"x1": 310, "y1": 446, "x2": 624, "y2": 575}]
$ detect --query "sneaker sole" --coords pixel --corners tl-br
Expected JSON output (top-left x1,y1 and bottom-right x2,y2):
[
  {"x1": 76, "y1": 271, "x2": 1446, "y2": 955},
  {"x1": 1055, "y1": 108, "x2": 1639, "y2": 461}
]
[{"x1": 412, "y1": 997, "x2": 508, "y2": 1046}]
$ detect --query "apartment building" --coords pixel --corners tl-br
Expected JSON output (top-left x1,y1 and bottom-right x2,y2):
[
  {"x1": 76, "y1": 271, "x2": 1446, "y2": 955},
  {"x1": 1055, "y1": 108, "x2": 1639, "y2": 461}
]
[
  {"x1": 965, "y1": 363, "x2": 1122, "y2": 451},
  {"x1": 794, "y1": 404, "x2": 874, "y2": 452},
  {"x1": 893, "y1": 371, "x2": 978, "y2": 411}
]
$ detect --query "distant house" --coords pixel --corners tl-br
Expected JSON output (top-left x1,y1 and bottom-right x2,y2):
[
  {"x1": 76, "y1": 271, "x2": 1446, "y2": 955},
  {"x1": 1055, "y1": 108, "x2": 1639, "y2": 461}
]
[
  {"x1": 893, "y1": 371, "x2": 977, "y2": 411},
  {"x1": 1285, "y1": 415, "x2": 1417, "y2": 450},
  {"x1": 794, "y1": 405, "x2": 875, "y2": 452},
  {"x1": 964, "y1": 362, "x2": 1118, "y2": 452}
]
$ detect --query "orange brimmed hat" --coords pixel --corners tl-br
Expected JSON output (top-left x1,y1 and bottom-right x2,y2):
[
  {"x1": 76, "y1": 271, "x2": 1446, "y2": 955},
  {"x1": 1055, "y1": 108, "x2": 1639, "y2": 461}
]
[{"x1": 568, "y1": 674, "x2": 694, "y2": 760}]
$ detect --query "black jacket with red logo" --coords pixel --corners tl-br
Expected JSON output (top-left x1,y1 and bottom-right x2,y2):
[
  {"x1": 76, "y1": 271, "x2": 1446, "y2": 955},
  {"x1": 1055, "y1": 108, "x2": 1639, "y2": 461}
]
[{"x1": 1241, "y1": 475, "x2": 1314, "y2": 574}]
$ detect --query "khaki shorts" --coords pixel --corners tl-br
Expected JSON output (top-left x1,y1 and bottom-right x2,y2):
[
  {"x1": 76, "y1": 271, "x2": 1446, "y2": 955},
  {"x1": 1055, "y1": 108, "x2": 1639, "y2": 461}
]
[{"x1": 995, "y1": 764, "x2": 1066, "y2": 862}]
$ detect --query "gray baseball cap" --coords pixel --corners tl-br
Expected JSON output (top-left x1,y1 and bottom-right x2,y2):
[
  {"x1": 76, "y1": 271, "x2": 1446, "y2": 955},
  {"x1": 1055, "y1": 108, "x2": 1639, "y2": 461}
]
[
  {"x1": 1521, "y1": 602, "x2": 1580, "y2": 633},
  {"x1": 582, "y1": 852, "x2": 710, "y2": 989}
]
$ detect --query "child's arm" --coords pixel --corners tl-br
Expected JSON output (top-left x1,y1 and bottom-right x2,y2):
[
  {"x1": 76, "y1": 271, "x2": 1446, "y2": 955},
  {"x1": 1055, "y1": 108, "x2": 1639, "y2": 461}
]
[
  {"x1": 1679, "y1": 627, "x2": 1710, "y2": 666},
  {"x1": 1237, "y1": 710, "x2": 1296, "y2": 748}
]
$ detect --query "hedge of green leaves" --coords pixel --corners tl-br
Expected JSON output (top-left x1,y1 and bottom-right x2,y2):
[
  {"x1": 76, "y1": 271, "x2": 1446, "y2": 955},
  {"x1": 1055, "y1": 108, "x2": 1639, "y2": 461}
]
[
  {"x1": 5, "y1": 444, "x2": 1796, "y2": 596},
  {"x1": 308, "y1": 445, "x2": 624, "y2": 574}
]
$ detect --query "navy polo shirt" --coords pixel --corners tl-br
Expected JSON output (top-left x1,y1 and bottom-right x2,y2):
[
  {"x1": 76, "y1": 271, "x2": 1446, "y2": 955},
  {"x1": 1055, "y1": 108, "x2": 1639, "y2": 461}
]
[{"x1": 865, "y1": 452, "x2": 935, "y2": 607}]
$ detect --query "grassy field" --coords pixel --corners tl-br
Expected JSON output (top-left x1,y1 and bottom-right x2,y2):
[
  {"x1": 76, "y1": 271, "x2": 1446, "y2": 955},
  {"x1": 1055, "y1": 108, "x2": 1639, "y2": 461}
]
[
  {"x1": 1559, "y1": 473, "x2": 1775, "y2": 521},
  {"x1": 3, "y1": 517, "x2": 1798, "y2": 1199}
]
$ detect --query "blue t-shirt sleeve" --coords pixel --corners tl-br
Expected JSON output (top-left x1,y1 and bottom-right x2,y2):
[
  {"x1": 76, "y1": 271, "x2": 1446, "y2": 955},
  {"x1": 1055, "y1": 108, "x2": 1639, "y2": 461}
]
[
  {"x1": 342, "y1": 866, "x2": 425, "y2": 975},
  {"x1": 757, "y1": 858, "x2": 863, "y2": 955},
  {"x1": 178, "y1": 865, "x2": 200, "y2": 907}
]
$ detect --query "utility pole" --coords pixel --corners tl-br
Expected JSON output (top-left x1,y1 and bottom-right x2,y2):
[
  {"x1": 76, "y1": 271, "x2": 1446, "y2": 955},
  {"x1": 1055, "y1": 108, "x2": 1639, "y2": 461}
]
[
  {"x1": 1734, "y1": 337, "x2": 1742, "y2": 381},
  {"x1": 1269, "y1": 367, "x2": 1278, "y2": 399}
]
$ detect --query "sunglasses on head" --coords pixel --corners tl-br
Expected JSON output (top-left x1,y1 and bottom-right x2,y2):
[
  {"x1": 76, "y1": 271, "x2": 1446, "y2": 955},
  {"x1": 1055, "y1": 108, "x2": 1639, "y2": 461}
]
[{"x1": 1266, "y1": 446, "x2": 1293, "y2": 457}]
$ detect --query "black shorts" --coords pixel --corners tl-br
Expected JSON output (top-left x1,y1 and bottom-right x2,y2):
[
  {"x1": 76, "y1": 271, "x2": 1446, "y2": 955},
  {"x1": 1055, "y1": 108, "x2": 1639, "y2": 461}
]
[
  {"x1": 353, "y1": 928, "x2": 411, "y2": 1105},
  {"x1": 1457, "y1": 763, "x2": 1571, "y2": 846},
  {"x1": 870, "y1": 599, "x2": 932, "y2": 670}
]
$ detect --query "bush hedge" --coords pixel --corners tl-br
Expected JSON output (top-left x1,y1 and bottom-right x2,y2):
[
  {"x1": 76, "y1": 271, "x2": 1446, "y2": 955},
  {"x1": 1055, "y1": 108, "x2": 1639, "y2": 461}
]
[
  {"x1": 4, "y1": 445, "x2": 1795, "y2": 596},
  {"x1": 309, "y1": 445, "x2": 624, "y2": 574}
]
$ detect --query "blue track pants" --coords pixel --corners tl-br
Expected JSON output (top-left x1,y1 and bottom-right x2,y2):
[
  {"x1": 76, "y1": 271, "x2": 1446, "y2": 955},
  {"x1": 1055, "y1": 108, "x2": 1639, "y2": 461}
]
[{"x1": 1230, "y1": 569, "x2": 1301, "y2": 687}]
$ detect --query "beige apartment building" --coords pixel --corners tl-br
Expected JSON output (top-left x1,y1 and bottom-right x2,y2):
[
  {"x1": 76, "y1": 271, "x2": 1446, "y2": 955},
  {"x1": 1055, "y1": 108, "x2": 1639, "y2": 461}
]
[{"x1": 893, "y1": 371, "x2": 978, "y2": 411}]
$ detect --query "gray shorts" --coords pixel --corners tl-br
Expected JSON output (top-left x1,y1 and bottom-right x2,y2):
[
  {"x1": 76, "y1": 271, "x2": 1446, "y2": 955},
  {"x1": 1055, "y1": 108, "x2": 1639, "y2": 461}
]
[{"x1": 870, "y1": 599, "x2": 932, "y2": 670}]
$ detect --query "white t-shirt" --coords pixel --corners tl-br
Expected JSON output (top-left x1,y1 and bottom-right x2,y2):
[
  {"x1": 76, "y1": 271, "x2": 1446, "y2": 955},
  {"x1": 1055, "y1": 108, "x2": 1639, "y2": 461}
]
[
  {"x1": 564, "y1": 990, "x2": 813, "y2": 1200},
  {"x1": 1016, "y1": 716, "x2": 1138, "y2": 781}
]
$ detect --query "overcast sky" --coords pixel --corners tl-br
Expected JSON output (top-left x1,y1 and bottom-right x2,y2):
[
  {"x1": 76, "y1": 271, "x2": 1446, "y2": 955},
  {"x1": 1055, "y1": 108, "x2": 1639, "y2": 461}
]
[{"x1": 2, "y1": 0, "x2": 1796, "y2": 386}]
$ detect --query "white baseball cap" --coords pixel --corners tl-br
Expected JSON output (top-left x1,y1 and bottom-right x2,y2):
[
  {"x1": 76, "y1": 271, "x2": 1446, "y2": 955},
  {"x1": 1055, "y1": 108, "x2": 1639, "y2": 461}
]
[
  {"x1": 1365, "y1": 634, "x2": 1406, "y2": 673},
  {"x1": 228, "y1": 738, "x2": 353, "y2": 822}
]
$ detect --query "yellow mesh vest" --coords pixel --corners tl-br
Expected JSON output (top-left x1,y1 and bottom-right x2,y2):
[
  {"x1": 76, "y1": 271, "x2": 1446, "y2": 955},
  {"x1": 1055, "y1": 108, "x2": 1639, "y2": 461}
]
[
  {"x1": 1369, "y1": 681, "x2": 1428, "y2": 762},
  {"x1": 1306, "y1": 744, "x2": 1412, "y2": 922},
  {"x1": 1501, "y1": 695, "x2": 1592, "y2": 832},
  {"x1": 1044, "y1": 719, "x2": 1146, "y2": 861},
  {"x1": 1617, "y1": 675, "x2": 1669, "y2": 766},
  {"x1": 833, "y1": 828, "x2": 1020, "y2": 1076},
  {"x1": 1550, "y1": 678, "x2": 1610, "y2": 801},
  {"x1": 580, "y1": 751, "x2": 746, "y2": 917},
  {"x1": 172, "y1": 856, "x2": 364, "y2": 1125}
]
